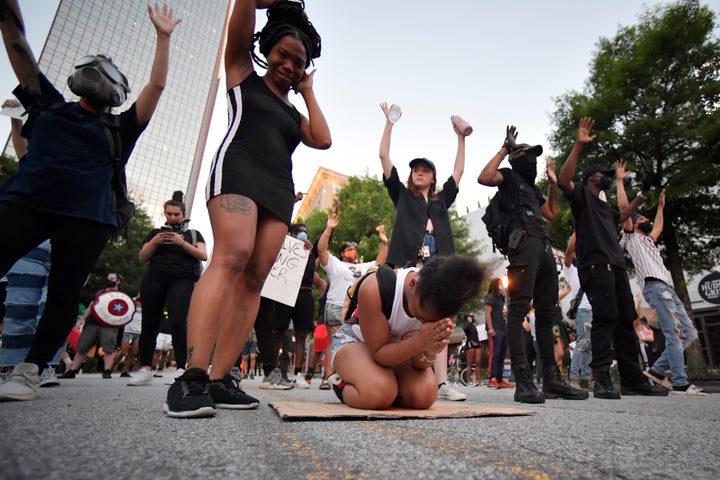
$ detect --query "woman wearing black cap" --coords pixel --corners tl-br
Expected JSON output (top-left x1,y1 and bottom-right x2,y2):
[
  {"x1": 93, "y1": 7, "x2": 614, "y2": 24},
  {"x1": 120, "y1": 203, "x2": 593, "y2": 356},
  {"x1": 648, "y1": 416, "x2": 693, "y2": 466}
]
[{"x1": 378, "y1": 102, "x2": 472, "y2": 402}]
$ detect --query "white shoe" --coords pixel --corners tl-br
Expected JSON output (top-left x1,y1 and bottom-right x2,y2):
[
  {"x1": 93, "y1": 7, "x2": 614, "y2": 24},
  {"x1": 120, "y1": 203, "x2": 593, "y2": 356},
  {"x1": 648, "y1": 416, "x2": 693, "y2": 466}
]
[
  {"x1": 0, "y1": 363, "x2": 41, "y2": 400},
  {"x1": 128, "y1": 368, "x2": 153, "y2": 386},
  {"x1": 671, "y1": 384, "x2": 709, "y2": 396},
  {"x1": 259, "y1": 368, "x2": 292, "y2": 390},
  {"x1": 165, "y1": 368, "x2": 185, "y2": 385},
  {"x1": 438, "y1": 383, "x2": 467, "y2": 401},
  {"x1": 39, "y1": 366, "x2": 61, "y2": 388},
  {"x1": 293, "y1": 372, "x2": 310, "y2": 389}
]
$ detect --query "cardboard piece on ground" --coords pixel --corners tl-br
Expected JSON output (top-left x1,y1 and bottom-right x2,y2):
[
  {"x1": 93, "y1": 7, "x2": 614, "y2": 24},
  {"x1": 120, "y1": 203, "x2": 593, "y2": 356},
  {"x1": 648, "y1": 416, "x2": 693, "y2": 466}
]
[{"x1": 270, "y1": 401, "x2": 536, "y2": 421}]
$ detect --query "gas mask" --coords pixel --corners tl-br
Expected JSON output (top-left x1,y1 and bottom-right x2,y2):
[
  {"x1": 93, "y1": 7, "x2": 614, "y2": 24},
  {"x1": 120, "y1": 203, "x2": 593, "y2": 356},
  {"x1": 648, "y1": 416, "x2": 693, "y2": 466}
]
[
  {"x1": 510, "y1": 153, "x2": 537, "y2": 184},
  {"x1": 68, "y1": 55, "x2": 130, "y2": 107},
  {"x1": 637, "y1": 221, "x2": 653, "y2": 235}
]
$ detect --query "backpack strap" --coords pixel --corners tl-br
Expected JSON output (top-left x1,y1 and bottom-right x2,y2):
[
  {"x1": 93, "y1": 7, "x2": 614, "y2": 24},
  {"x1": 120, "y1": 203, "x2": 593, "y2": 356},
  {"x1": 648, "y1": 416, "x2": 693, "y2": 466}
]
[
  {"x1": 344, "y1": 265, "x2": 397, "y2": 324},
  {"x1": 190, "y1": 229, "x2": 197, "y2": 247}
]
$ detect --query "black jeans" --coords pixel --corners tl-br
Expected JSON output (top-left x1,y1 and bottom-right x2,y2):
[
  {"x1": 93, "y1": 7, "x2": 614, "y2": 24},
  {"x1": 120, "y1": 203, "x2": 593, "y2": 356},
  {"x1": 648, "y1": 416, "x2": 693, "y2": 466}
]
[
  {"x1": 138, "y1": 268, "x2": 195, "y2": 369},
  {"x1": 578, "y1": 264, "x2": 643, "y2": 385},
  {"x1": 254, "y1": 296, "x2": 292, "y2": 376},
  {"x1": 506, "y1": 235, "x2": 557, "y2": 372},
  {"x1": 490, "y1": 328, "x2": 508, "y2": 381},
  {"x1": 0, "y1": 202, "x2": 112, "y2": 369}
]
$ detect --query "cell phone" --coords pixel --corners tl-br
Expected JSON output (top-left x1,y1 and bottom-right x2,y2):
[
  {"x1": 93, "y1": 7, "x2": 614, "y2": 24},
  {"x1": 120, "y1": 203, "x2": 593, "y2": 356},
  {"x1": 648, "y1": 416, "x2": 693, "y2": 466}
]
[{"x1": 160, "y1": 225, "x2": 172, "y2": 232}]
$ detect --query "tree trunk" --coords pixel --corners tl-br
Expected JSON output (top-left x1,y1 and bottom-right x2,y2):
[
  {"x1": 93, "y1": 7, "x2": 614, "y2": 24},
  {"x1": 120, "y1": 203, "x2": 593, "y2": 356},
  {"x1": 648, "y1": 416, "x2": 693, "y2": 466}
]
[{"x1": 664, "y1": 221, "x2": 707, "y2": 374}]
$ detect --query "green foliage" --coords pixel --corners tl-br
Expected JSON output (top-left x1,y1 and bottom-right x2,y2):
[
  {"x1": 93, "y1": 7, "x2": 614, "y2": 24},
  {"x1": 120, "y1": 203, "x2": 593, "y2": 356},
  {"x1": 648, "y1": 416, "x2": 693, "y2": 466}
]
[
  {"x1": 0, "y1": 154, "x2": 19, "y2": 186},
  {"x1": 80, "y1": 197, "x2": 154, "y2": 304},
  {"x1": 548, "y1": 0, "x2": 720, "y2": 275}
]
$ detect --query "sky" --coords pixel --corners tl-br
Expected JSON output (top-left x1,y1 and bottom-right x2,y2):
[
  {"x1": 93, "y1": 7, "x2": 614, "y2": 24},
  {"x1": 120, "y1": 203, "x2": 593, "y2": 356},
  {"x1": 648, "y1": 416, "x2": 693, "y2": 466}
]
[{"x1": 2, "y1": 0, "x2": 719, "y2": 256}]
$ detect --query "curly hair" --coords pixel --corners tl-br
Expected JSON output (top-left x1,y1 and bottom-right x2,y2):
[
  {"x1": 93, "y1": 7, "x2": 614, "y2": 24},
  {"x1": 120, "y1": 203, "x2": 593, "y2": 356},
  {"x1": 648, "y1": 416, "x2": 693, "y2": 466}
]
[
  {"x1": 251, "y1": 0, "x2": 321, "y2": 69},
  {"x1": 415, "y1": 255, "x2": 487, "y2": 319}
]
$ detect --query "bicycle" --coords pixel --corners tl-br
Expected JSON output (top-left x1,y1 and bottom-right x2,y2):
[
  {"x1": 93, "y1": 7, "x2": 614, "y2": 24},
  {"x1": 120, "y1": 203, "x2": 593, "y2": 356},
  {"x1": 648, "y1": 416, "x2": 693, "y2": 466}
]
[{"x1": 447, "y1": 341, "x2": 472, "y2": 386}]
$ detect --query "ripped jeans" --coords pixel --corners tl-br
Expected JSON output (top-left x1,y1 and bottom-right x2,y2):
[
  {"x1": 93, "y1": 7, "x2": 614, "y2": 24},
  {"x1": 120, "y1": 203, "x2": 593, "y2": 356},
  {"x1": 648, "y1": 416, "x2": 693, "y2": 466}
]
[
  {"x1": 569, "y1": 308, "x2": 592, "y2": 381},
  {"x1": 643, "y1": 280, "x2": 698, "y2": 387}
]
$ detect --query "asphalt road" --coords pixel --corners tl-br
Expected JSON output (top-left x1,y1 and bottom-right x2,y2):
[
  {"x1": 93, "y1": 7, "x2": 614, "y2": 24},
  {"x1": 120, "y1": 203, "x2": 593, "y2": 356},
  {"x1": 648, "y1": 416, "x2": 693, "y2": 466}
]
[{"x1": 1, "y1": 371, "x2": 718, "y2": 480}]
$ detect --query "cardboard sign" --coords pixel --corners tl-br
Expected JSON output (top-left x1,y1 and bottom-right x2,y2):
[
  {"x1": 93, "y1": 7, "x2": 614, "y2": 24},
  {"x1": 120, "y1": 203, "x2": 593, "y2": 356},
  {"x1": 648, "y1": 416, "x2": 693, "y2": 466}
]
[{"x1": 261, "y1": 235, "x2": 311, "y2": 306}]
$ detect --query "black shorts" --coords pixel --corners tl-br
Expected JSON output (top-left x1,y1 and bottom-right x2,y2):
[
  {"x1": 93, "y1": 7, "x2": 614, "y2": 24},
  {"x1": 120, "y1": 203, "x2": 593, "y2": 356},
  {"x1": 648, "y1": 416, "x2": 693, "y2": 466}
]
[{"x1": 271, "y1": 288, "x2": 315, "y2": 332}]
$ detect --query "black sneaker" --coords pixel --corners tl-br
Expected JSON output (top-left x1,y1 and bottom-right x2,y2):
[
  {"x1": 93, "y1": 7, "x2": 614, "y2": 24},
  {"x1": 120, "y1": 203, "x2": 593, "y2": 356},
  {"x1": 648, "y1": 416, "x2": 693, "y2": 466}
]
[
  {"x1": 620, "y1": 382, "x2": 670, "y2": 396},
  {"x1": 120, "y1": 372, "x2": 131, "y2": 378},
  {"x1": 60, "y1": 369, "x2": 77, "y2": 379},
  {"x1": 102, "y1": 370, "x2": 112, "y2": 379},
  {"x1": 163, "y1": 367, "x2": 217, "y2": 418},
  {"x1": 209, "y1": 374, "x2": 259, "y2": 410}
]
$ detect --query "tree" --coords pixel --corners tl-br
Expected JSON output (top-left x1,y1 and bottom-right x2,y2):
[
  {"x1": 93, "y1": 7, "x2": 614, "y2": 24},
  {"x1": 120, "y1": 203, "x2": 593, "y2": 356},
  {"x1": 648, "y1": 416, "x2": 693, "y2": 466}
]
[
  {"x1": 299, "y1": 174, "x2": 484, "y2": 313},
  {"x1": 0, "y1": 154, "x2": 19, "y2": 186},
  {"x1": 80, "y1": 197, "x2": 155, "y2": 304},
  {"x1": 548, "y1": 0, "x2": 720, "y2": 371}
]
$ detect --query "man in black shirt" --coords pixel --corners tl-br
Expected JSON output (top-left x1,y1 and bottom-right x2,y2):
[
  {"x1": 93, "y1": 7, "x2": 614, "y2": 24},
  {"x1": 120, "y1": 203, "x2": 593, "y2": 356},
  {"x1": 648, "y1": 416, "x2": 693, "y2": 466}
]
[
  {"x1": 558, "y1": 117, "x2": 668, "y2": 399},
  {"x1": 478, "y1": 126, "x2": 587, "y2": 404}
]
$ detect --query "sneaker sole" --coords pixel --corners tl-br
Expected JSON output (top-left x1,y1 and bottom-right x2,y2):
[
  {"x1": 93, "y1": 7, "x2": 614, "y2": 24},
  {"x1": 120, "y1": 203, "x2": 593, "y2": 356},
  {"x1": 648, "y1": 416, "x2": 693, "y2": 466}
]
[
  {"x1": 127, "y1": 381, "x2": 153, "y2": 386},
  {"x1": 39, "y1": 381, "x2": 60, "y2": 388},
  {"x1": 0, "y1": 392, "x2": 39, "y2": 401},
  {"x1": 214, "y1": 401, "x2": 260, "y2": 410},
  {"x1": 259, "y1": 384, "x2": 292, "y2": 390},
  {"x1": 294, "y1": 383, "x2": 310, "y2": 389},
  {"x1": 642, "y1": 371, "x2": 672, "y2": 390},
  {"x1": 438, "y1": 395, "x2": 467, "y2": 401},
  {"x1": 163, "y1": 403, "x2": 217, "y2": 418}
]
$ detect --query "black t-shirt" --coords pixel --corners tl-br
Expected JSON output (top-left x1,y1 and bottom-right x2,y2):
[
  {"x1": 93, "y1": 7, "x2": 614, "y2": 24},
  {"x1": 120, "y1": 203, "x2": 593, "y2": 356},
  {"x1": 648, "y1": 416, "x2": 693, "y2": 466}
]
[
  {"x1": 463, "y1": 322, "x2": 480, "y2": 346},
  {"x1": 301, "y1": 244, "x2": 318, "y2": 288},
  {"x1": 484, "y1": 292, "x2": 506, "y2": 331},
  {"x1": 144, "y1": 228, "x2": 205, "y2": 278},
  {"x1": 383, "y1": 167, "x2": 458, "y2": 268},
  {"x1": 564, "y1": 184, "x2": 625, "y2": 269},
  {"x1": 498, "y1": 168, "x2": 549, "y2": 239}
]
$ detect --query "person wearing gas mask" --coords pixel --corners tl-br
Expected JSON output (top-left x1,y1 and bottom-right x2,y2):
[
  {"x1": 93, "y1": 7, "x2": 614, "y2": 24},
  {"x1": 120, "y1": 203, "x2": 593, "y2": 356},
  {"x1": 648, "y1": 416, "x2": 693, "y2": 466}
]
[
  {"x1": 558, "y1": 117, "x2": 668, "y2": 399},
  {"x1": 0, "y1": 2, "x2": 181, "y2": 401},
  {"x1": 478, "y1": 125, "x2": 588, "y2": 404},
  {"x1": 615, "y1": 161, "x2": 705, "y2": 396},
  {"x1": 128, "y1": 192, "x2": 207, "y2": 387}
]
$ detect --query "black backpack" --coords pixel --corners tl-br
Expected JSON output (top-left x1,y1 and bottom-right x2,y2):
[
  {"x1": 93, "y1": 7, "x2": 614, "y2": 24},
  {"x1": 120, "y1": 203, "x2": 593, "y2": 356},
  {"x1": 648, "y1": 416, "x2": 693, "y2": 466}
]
[
  {"x1": 343, "y1": 265, "x2": 397, "y2": 324},
  {"x1": 22, "y1": 101, "x2": 134, "y2": 238},
  {"x1": 482, "y1": 186, "x2": 523, "y2": 255}
]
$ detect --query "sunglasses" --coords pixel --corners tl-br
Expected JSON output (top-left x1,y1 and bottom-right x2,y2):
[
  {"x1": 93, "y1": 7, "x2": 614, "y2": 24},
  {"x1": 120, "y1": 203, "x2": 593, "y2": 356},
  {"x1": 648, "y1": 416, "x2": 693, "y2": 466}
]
[{"x1": 75, "y1": 55, "x2": 129, "y2": 89}]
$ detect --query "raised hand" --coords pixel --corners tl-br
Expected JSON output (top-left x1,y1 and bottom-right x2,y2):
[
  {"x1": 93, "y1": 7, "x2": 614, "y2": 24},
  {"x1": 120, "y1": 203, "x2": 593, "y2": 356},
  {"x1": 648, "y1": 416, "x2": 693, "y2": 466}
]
[
  {"x1": 576, "y1": 117, "x2": 596, "y2": 144},
  {"x1": 505, "y1": 125, "x2": 519, "y2": 151},
  {"x1": 658, "y1": 188, "x2": 666, "y2": 208},
  {"x1": 546, "y1": 157, "x2": 557, "y2": 184},
  {"x1": 147, "y1": 2, "x2": 182, "y2": 37},
  {"x1": 376, "y1": 224, "x2": 388, "y2": 244},
  {"x1": 614, "y1": 159, "x2": 630, "y2": 180}
]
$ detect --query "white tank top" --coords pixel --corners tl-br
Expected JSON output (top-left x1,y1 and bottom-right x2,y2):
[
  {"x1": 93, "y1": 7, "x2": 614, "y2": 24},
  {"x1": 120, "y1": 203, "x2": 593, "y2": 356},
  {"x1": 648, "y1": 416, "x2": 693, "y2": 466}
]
[{"x1": 351, "y1": 267, "x2": 422, "y2": 343}]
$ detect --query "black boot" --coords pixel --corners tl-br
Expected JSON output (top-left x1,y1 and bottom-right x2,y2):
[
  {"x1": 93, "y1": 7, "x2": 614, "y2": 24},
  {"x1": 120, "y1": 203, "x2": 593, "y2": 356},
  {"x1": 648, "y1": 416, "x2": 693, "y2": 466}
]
[
  {"x1": 593, "y1": 366, "x2": 621, "y2": 399},
  {"x1": 512, "y1": 365, "x2": 545, "y2": 404},
  {"x1": 542, "y1": 365, "x2": 589, "y2": 400}
]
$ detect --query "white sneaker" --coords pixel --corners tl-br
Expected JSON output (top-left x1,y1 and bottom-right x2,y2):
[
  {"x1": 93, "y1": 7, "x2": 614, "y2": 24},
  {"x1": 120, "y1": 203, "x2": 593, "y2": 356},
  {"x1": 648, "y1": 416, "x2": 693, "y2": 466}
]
[
  {"x1": 128, "y1": 368, "x2": 153, "y2": 386},
  {"x1": 0, "y1": 363, "x2": 41, "y2": 400},
  {"x1": 671, "y1": 384, "x2": 709, "y2": 396},
  {"x1": 39, "y1": 366, "x2": 61, "y2": 388},
  {"x1": 438, "y1": 383, "x2": 467, "y2": 401},
  {"x1": 165, "y1": 368, "x2": 185, "y2": 385},
  {"x1": 293, "y1": 372, "x2": 310, "y2": 389}
]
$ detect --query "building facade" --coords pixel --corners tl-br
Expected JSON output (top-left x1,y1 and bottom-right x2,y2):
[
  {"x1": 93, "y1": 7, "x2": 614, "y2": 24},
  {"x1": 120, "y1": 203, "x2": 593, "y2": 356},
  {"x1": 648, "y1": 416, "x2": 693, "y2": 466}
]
[{"x1": 2, "y1": 0, "x2": 230, "y2": 223}]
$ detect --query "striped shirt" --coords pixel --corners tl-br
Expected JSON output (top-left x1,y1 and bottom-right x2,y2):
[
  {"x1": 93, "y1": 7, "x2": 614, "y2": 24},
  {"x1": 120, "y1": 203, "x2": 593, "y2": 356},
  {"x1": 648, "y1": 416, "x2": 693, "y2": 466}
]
[{"x1": 620, "y1": 231, "x2": 673, "y2": 290}]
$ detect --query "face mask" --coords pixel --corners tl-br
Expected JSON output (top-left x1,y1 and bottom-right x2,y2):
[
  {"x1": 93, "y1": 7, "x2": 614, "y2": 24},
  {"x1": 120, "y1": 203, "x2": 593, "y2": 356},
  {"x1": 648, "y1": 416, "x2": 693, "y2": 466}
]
[
  {"x1": 67, "y1": 55, "x2": 130, "y2": 107},
  {"x1": 511, "y1": 153, "x2": 537, "y2": 183},
  {"x1": 638, "y1": 221, "x2": 653, "y2": 235},
  {"x1": 296, "y1": 232, "x2": 308, "y2": 241},
  {"x1": 590, "y1": 174, "x2": 613, "y2": 191},
  {"x1": 106, "y1": 280, "x2": 118, "y2": 288}
]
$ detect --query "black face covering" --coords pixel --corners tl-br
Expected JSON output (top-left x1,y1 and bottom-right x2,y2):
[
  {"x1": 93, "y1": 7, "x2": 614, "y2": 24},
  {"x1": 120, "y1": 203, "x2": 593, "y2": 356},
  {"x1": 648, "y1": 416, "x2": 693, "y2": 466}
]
[
  {"x1": 590, "y1": 174, "x2": 613, "y2": 191},
  {"x1": 511, "y1": 153, "x2": 537, "y2": 184},
  {"x1": 638, "y1": 221, "x2": 653, "y2": 235},
  {"x1": 106, "y1": 280, "x2": 118, "y2": 288}
]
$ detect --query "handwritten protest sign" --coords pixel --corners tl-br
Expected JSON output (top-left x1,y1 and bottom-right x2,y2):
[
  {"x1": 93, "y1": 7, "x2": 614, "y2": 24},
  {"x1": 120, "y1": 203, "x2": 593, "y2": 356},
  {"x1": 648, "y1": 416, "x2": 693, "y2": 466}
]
[{"x1": 261, "y1": 235, "x2": 311, "y2": 306}]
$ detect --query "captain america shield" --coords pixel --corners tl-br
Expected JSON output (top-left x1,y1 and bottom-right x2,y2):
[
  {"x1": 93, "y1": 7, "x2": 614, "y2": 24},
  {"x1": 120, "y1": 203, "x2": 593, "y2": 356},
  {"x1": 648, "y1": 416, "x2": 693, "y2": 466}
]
[{"x1": 91, "y1": 290, "x2": 136, "y2": 327}]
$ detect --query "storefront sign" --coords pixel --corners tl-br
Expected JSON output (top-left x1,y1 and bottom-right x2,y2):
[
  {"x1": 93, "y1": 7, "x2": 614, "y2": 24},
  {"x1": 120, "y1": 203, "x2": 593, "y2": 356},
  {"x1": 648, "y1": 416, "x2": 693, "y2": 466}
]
[{"x1": 698, "y1": 272, "x2": 720, "y2": 304}]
